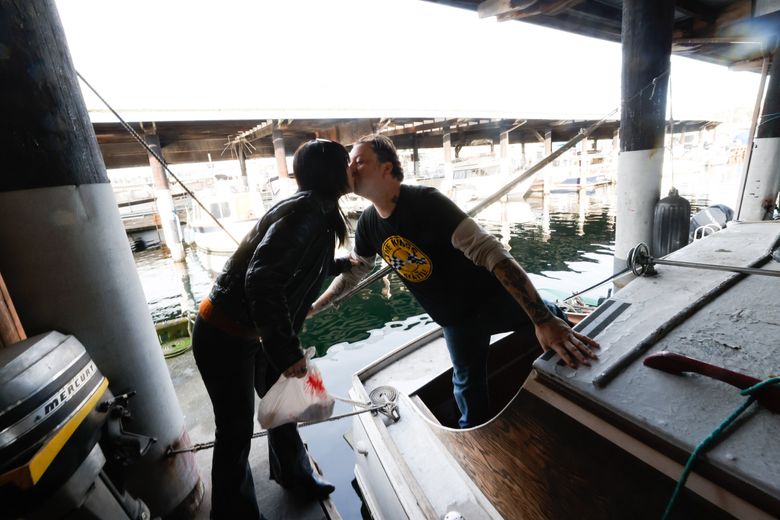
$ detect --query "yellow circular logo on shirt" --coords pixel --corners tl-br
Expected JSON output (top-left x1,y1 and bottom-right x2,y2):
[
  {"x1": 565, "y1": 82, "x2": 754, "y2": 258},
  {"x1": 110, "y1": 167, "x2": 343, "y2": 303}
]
[{"x1": 381, "y1": 235, "x2": 432, "y2": 282}]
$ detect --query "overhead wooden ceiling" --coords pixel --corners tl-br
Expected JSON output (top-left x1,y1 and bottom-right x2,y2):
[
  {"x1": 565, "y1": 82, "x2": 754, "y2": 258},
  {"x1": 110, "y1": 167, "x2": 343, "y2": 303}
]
[
  {"x1": 93, "y1": 117, "x2": 713, "y2": 169},
  {"x1": 421, "y1": 0, "x2": 779, "y2": 71}
]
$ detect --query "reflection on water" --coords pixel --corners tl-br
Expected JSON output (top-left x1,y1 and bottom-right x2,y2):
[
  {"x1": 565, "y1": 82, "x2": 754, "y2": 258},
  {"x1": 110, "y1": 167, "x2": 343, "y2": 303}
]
[{"x1": 134, "y1": 247, "x2": 213, "y2": 322}]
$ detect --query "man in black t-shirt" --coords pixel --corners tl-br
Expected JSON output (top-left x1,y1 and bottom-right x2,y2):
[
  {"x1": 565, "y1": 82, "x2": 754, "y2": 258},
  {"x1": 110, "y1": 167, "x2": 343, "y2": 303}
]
[{"x1": 312, "y1": 135, "x2": 599, "y2": 428}]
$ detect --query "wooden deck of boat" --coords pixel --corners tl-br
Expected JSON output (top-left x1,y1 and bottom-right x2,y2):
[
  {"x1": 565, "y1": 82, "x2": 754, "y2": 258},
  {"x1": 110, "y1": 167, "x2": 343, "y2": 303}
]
[
  {"x1": 431, "y1": 379, "x2": 733, "y2": 519},
  {"x1": 166, "y1": 350, "x2": 338, "y2": 520}
]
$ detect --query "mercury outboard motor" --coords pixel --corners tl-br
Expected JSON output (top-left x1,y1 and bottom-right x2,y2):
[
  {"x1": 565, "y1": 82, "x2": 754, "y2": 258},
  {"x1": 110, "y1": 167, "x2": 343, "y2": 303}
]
[{"x1": 0, "y1": 331, "x2": 154, "y2": 519}]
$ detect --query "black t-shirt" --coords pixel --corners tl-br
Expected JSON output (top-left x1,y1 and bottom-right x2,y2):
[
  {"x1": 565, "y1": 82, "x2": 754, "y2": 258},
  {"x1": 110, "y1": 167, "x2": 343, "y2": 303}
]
[{"x1": 354, "y1": 184, "x2": 503, "y2": 325}]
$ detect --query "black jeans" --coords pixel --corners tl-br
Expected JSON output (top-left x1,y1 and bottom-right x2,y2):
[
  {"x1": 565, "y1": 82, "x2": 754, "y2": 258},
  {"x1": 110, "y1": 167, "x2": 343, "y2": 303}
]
[{"x1": 192, "y1": 317, "x2": 315, "y2": 519}]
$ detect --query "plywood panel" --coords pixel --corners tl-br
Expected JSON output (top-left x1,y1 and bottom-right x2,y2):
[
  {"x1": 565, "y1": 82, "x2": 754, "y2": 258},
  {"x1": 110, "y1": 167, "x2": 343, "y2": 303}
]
[
  {"x1": 433, "y1": 390, "x2": 732, "y2": 519},
  {"x1": 0, "y1": 272, "x2": 25, "y2": 348}
]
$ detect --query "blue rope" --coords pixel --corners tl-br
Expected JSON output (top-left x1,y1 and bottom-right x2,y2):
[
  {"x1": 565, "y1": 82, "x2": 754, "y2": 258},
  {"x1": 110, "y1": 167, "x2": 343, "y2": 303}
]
[{"x1": 662, "y1": 377, "x2": 780, "y2": 519}]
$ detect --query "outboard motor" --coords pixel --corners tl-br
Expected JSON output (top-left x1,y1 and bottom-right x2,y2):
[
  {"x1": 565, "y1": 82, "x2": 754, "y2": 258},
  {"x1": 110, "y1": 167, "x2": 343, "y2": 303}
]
[
  {"x1": 0, "y1": 331, "x2": 154, "y2": 519},
  {"x1": 652, "y1": 188, "x2": 691, "y2": 257}
]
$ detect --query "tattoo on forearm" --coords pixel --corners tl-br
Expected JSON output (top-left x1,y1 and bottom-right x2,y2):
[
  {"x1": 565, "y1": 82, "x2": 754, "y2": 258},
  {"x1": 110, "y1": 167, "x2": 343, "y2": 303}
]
[{"x1": 494, "y1": 259, "x2": 553, "y2": 325}]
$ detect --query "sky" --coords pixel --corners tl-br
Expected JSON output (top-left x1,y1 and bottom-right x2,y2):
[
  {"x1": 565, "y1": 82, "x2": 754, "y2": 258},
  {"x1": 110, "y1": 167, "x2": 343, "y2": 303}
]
[{"x1": 54, "y1": 0, "x2": 761, "y2": 122}]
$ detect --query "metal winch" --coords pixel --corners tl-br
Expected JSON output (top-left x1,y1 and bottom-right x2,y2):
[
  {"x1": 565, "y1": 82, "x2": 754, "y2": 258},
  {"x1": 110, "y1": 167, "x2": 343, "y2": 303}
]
[
  {"x1": 369, "y1": 386, "x2": 401, "y2": 422},
  {"x1": 0, "y1": 331, "x2": 154, "y2": 519}
]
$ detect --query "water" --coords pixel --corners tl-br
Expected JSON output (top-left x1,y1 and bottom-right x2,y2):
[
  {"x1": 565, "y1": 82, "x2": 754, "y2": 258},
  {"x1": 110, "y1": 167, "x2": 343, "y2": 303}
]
[{"x1": 132, "y1": 168, "x2": 739, "y2": 518}]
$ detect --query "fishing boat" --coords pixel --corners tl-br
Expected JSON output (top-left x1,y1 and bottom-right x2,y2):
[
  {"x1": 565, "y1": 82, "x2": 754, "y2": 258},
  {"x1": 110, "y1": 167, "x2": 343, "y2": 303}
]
[
  {"x1": 447, "y1": 157, "x2": 537, "y2": 207},
  {"x1": 348, "y1": 221, "x2": 780, "y2": 519},
  {"x1": 184, "y1": 184, "x2": 265, "y2": 272},
  {"x1": 530, "y1": 148, "x2": 615, "y2": 194},
  {"x1": 340, "y1": 1, "x2": 780, "y2": 517}
]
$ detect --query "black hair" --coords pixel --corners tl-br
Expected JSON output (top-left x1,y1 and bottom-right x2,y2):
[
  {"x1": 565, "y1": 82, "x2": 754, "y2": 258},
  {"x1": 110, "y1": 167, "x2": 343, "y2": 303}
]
[
  {"x1": 356, "y1": 134, "x2": 404, "y2": 181},
  {"x1": 292, "y1": 138, "x2": 350, "y2": 245}
]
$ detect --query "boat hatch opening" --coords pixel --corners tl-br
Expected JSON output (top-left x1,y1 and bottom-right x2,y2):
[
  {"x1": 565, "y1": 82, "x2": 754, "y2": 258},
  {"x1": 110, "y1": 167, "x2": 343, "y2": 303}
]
[{"x1": 411, "y1": 331, "x2": 541, "y2": 428}]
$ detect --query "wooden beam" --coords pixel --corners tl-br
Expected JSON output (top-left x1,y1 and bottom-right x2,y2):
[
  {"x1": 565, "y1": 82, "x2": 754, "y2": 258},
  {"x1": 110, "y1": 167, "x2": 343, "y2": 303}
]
[
  {"x1": 544, "y1": 0, "x2": 583, "y2": 17},
  {"x1": 161, "y1": 138, "x2": 229, "y2": 154},
  {"x1": 380, "y1": 118, "x2": 461, "y2": 137},
  {"x1": 674, "y1": 37, "x2": 763, "y2": 45},
  {"x1": 0, "y1": 272, "x2": 26, "y2": 348},
  {"x1": 477, "y1": 0, "x2": 539, "y2": 19},
  {"x1": 502, "y1": 12, "x2": 622, "y2": 41},
  {"x1": 675, "y1": 0, "x2": 719, "y2": 23},
  {"x1": 228, "y1": 119, "x2": 274, "y2": 146}
]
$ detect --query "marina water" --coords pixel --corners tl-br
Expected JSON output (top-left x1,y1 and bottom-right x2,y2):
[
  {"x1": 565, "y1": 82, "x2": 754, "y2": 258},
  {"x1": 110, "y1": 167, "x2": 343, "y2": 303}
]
[{"x1": 132, "y1": 166, "x2": 741, "y2": 518}]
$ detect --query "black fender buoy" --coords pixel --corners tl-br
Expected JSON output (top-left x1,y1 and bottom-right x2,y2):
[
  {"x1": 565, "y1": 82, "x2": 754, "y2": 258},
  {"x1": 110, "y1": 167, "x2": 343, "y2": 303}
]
[{"x1": 652, "y1": 187, "x2": 691, "y2": 257}]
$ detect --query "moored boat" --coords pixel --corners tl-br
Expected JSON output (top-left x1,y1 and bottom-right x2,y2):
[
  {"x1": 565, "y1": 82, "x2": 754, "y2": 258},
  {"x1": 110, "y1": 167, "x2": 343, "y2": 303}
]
[{"x1": 348, "y1": 221, "x2": 780, "y2": 519}]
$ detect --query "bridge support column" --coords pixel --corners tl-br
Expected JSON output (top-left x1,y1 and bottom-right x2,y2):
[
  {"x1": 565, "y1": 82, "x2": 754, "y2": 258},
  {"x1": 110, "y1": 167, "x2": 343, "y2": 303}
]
[
  {"x1": 737, "y1": 46, "x2": 780, "y2": 221},
  {"x1": 614, "y1": 0, "x2": 674, "y2": 274},
  {"x1": 500, "y1": 130, "x2": 510, "y2": 178},
  {"x1": 544, "y1": 130, "x2": 553, "y2": 195},
  {"x1": 146, "y1": 131, "x2": 185, "y2": 262},
  {"x1": 412, "y1": 137, "x2": 420, "y2": 177},
  {"x1": 521, "y1": 141, "x2": 527, "y2": 169},
  {"x1": 272, "y1": 126, "x2": 289, "y2": 178},
  {"x1": 443, "y1": 125, "x2": 454, "y2": 196},
  {"x1": 237, "y1": 141, "x2": 249, "y2": 190},
  {"x1": 578, "y1": 133, "x2": 587, "y2": 186},
  {"x1": 0, "y1": 3, "x2": 202, "y2": 517}
]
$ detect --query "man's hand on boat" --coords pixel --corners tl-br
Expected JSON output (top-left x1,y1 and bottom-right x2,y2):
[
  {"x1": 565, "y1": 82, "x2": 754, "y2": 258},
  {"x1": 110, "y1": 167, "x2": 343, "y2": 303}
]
[{"x1": 535, "y1": 317, "x2": 599, "y2": 369}]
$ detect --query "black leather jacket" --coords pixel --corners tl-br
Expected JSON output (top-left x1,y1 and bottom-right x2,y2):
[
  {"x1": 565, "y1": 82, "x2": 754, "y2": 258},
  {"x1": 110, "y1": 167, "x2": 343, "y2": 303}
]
[{"x1": 208, "y1": 190, "x2": 349, "y2": 371}]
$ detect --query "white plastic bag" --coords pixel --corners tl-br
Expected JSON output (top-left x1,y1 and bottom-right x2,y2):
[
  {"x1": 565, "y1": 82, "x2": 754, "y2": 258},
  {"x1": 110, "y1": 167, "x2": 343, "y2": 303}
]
[{"x1": 257, "y1": 347, "x2": 335, "y2": 429}]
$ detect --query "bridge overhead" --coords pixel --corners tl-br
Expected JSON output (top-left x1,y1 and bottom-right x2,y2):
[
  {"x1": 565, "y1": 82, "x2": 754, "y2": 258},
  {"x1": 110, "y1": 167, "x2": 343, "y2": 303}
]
[{"x1": 94, "y1": 116, "x2": 713, "y2": 169}]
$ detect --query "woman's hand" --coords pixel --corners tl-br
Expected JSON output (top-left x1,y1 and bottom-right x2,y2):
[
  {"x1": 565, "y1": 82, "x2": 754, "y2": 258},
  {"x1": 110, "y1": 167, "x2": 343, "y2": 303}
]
[{"x1": 283, "y1": 357, "x2": 308, "y2": 378}]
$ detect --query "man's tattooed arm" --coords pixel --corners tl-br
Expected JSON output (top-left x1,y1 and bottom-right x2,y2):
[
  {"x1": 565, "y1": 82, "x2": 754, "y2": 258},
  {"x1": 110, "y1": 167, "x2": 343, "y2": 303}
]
[
  {"x1": 492, "y1": 258, "x2": 553, "y2": 325},
  {"x1": 492, "y1": 258, "x2": 600, "y2": 368}
]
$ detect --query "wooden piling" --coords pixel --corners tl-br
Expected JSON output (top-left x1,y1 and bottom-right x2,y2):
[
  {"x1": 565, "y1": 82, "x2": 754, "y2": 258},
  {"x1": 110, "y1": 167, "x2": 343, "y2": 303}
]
[
  {"x1": 237, "y1": 141, "x2": 249, "y2": 189},
  {"x1": 0, "y1": 3, "x2": 202, "y2": 514},
  {"x1": 443, "y1": 125, "x2": 453, "y2": 195},
  {"x1": 544, "y1": 130, "x2": 552, "y2": 195},
  {"x1": 500, "y1": 130, "x2": 510, "y2": 177},
  {"x1": 614, "y1": 0, "x2": 674, "y2": 272},
  {"x1": 738, "y1": 46, "x2": 780, "y2": 220},
  {"x1": 0, "y1": 272, "x2": 26, "y2": 348},
  {"x1": 272, "y1": 126, "x2": 289, "y2": 178},
  {"x1": 145, "y1": 131, "x2": 184, "y2": 261}
]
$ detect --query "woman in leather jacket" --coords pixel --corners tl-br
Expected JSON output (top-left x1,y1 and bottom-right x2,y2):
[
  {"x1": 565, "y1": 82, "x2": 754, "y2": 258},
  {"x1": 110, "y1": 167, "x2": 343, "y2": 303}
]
[{"x1": 192, "y1": 139, "x2": 353, "y2": 519}]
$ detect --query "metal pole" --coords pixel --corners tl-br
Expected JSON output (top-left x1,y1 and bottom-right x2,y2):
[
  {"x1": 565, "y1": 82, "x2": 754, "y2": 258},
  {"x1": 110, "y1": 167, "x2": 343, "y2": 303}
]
[{"x1": 652, "y1": 258, "x2": 780, "y2": 277}]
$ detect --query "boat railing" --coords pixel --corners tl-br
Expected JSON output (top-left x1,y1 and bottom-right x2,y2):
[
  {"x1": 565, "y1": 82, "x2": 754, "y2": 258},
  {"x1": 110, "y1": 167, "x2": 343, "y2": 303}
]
[{"x1": 693, "y1": 223, "x2": 722, "y2": 241}]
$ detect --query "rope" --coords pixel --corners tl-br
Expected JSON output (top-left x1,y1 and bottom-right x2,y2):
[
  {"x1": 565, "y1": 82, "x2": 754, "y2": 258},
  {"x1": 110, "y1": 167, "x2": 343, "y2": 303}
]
[
  {"x1": 662, "y1": 377, "x2": 780, "y2": 519},
  {"x1": 76, "y1": 72, "x2": 241, "y2": 246},
  {"x1": 165, "y1": 394, "x2": 393, "y2": 455},
  {"x1": 562, "y1": 268, "x2": 629, "y2": 302}
]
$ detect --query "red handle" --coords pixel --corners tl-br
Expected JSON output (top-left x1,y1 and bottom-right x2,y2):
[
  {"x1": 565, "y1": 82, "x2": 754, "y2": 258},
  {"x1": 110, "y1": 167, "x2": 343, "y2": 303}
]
[{"x1": 644, "y1": 351, "x2": 780, "y2": 413}]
